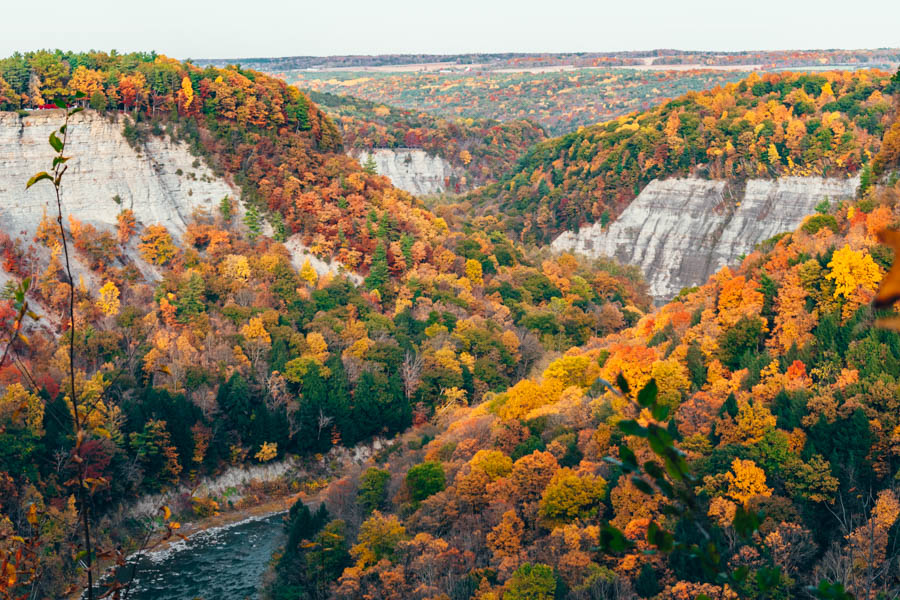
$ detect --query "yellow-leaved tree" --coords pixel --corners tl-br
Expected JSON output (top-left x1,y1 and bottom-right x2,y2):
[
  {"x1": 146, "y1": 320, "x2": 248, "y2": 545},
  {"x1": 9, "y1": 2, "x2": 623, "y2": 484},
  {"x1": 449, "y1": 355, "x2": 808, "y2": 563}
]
[
  {"x1": 300, "y1": 259, "x2": 319, "y2": 286},
  {"x1": 139, "y1": 225, "x2": 178, "y2": 265},
  {"x1": 725, "y1": 458, "x2": 772, "y2": 505},
  {"x1": 255, "y1": 442, "x2": 277, "y2": 462},
  {"x1": 826, "y1": 245, "x2": 882, "y2": 299},
  {"x1": 97, "y1": 281, "x2": 120, "y2": 316},
  {"x1": 465, "y1": 259, "x2": 483, "y2": 285}
]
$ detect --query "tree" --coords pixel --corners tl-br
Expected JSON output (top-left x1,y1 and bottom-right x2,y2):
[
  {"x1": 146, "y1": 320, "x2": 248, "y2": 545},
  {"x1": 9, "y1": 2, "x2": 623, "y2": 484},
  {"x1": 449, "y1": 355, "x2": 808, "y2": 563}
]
[
  {"x1": 358, "y1": 468, "x2": 391, "y2": 514},
  {"x1": 116, "y1": 209, "x2": 136, "y2": 243},
  {"x1": 724, "y1": 459, "x2": 772, "y2": 505},
  {"x1": 405, "y1": 461, "x2": 445, "y2": 503},
  {"x1": 255, "y1": 441, "x2": 277, "y2": 462},
  {"x1": 139, "y1": 224, "x2": 177, "y2": 265},
  {"x1": 365, "y1": 240, "x2": 389, "y2": 295},
  {"x1": 539, "y1": 468, "x2": 606, "y2": 524},
  {"x1": 465, "y1": 258, "x2": 483, "y2": 285},
  {"x1": 243, "y1": 203, "x2": 262, "y2": 240},
  {"x1": 89, "y1": 91, "x2": 107, "y2": 112},
  {"x1": 826, "y1": 245, "x2": 881, "y2": 300},
  {"x1": 300, "y1": 259, "x2": 318, "y2": 286},
  {"x1": 362, "y1": 153, "x2": 378, "y2": 175},
  {"x1": 470, "y1": 449, "x2": 513, "y2": 480},
  {"x1": 129, "y1": 419, "x2": 182, "y2": 490},
  {"x1": 487, "y1": 510, "x2": 524, "y2": 560},
  {"x1": 350, "y1": 511, "x2": 406, "y2": 568},
  {"x1": 96, "y1": 281, "x2": 120, "y2": 317},
  {"x1": 503, "y1": 563, "x2": 558, "y2": 600},
  {"x1": 510, "y1": 451, "x2": 559, "y2": 502},
  {"x1": 220, "y1": 196, "x2": 233, "y2": 222}
]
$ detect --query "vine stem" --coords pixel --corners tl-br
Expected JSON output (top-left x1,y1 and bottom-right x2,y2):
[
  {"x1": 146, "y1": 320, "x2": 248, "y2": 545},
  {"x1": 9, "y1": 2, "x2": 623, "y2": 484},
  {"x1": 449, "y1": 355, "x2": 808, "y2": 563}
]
[{"x1": 50, "y1": 105, "x2": 95, "y2": 600}]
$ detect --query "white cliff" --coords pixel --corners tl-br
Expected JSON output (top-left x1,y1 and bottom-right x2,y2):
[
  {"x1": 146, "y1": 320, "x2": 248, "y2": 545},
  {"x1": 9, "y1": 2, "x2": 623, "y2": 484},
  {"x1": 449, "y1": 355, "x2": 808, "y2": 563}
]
[
  {"x1": 0, "y1": 110, "x2": 235, "y2": 240},
  {"x1": 354, "y1": 148, "x2": 457, "y2": 195},
  {"x1": 0, "y1": 109, "x2": 363, "y2": 287},
  {"x1": 283, "y1": 235, "x2": 364, "y2": 285},
  {"x1": 552, "y1": 176, "x2": 859, "y2": 303}
]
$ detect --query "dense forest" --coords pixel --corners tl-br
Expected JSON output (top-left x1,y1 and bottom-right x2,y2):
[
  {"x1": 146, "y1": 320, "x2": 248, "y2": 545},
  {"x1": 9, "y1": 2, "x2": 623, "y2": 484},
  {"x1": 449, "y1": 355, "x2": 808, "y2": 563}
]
[
  {"x1": 293, "y1": 68, "x2": 748, "y2": 136},
  {"x1": 267, "y1": 88, "x2": 900, "y2": 600},
  {"x1": 307, "y1": 91, "x2": 547, "y2": 189},
  {"x1": 2, "y1": 46, "x2": 900, "y2": 600},
  {"x1": 0, "y1": 50, "x2": 648, "y2": 599},
  {"x1": 464, "y1": 69, "x2": 900, "y2": 244},
  {"x1": 200, "y1": 48, "x2": 900, "y2": 73}
]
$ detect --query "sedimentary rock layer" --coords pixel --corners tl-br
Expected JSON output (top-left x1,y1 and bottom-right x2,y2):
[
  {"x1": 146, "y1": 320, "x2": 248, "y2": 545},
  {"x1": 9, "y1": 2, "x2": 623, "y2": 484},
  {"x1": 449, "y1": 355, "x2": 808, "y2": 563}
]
[{"x1": 552, "y1": 176, "x2": 859, "y2": 302}]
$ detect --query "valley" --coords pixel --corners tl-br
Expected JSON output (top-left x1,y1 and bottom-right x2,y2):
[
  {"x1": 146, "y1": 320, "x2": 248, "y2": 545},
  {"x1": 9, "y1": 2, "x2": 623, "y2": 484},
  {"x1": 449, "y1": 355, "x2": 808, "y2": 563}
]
[{"x1": 1, "y1": 43, "x2": 900, "y2": 600}]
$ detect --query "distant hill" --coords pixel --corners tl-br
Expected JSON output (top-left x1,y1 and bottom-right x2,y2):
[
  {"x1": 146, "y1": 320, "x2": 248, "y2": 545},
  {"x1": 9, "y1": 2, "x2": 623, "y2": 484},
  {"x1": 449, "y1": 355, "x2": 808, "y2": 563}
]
[
  {"x1": 466, "y1": 69, "x2": 899, "y2": 245},
  {"x1": 308, "y1": 90, "x2": 546, "y2": 190},
  {"x1": 194, "y1": 48, "x2": 900, "y2": 72},
  {"x1": 291, "y1": 68, "x2": 750, "y2": 136}
]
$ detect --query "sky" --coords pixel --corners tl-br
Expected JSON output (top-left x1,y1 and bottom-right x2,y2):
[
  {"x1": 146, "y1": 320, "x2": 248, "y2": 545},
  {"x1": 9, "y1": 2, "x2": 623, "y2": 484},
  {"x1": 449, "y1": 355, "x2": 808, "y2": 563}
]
[{"x1": 2, "y1": 0, "x2": 899, "y2": 60}]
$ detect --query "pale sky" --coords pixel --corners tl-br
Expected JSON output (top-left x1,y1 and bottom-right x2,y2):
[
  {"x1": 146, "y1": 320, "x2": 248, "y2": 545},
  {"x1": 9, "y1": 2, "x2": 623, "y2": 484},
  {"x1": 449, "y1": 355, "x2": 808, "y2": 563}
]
[{"x1": 2, "y1": 0, "x2": 899, "y2": 60}]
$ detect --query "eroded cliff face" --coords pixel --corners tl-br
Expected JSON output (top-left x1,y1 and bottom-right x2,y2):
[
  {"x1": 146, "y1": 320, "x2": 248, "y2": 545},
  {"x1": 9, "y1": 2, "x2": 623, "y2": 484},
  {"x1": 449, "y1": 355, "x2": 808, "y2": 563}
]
[
  {"x1": 0, "y1": 110, "x2": 235, "y2": 240},
  {"x1": 552, "y1": 176, "x2": 860, "y2": 303},
  {"x1": 354, "y1": 148, "x2": 457, "y2": 195}
]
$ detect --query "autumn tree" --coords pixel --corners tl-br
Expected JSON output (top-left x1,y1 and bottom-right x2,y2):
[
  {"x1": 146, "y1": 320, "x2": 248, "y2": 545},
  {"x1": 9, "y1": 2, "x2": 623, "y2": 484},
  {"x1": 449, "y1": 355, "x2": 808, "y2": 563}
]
[{"x1": 139, "y1": 224, "x2": 177, "y2": 265}]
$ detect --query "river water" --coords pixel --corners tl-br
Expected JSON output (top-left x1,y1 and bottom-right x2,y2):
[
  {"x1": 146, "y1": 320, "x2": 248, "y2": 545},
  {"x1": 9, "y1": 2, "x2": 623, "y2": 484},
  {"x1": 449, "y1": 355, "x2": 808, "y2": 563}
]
[{"x1": 116, "y1": 512, "x2": 286, "y2": 600}]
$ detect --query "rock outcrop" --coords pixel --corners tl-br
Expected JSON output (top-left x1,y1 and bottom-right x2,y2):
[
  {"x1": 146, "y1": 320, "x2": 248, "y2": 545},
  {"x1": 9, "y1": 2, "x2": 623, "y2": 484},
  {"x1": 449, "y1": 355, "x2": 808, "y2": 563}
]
[
  {"x1": 0, "y1": 109, "x2": 363, "y2": 285},
  {"x1": 354, "y1": 148, "x2": 456, "y2": 195},
  {"x1": 0, "y1": 110, "x2": 235, "y2": 240},
  {"x1": 552, "y1": 176, "x2": 859, "y2": 303}
]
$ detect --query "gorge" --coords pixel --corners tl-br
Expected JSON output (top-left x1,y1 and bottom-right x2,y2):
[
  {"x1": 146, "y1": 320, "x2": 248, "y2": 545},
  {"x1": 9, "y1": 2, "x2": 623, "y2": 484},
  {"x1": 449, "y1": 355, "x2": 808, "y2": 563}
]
[{"x1": 552, "y1": 175, "x2": 861, "y2": 302}]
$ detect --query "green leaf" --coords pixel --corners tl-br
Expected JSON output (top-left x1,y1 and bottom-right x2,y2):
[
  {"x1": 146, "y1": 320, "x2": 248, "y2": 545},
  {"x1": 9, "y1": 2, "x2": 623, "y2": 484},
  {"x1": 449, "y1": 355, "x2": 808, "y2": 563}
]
[
  {"x1": 617, "y1": 419, "x2": 644, "y2": 437},
  {"x1": 598, "y1": 524, "x2": 631, "y2": 553},
  {"x1": 49, "y1": 131, "x2": 63, "y2": 152},
  {"x1": 74, "y1": 91, "x2": 86, "y2": 99},
  {"x1": 52, "y1": 156, "x2": 71, "y2": 167},
  {"x1": 651, "y1": 403, "x2": 670, "y2": 421},
  {"x1": 53, "y1": 98, "x2": 66, "y2": 109},
  {"x1": 618, "y1": 445, "x2": 638, "y2": 470},
  {"x1": 60, "y1": 124, "x2": 67, "y2": 134},
  {"x1": 630, "y1": 475, "x2": 654, "y2": 495},
  {"x1": 69, "y1": 107, "x2": 84, "y2": 115},
  {"x1": 616, "y1": 372, "x2": 630, "y2": 395},
  {"x1": 637, "y1": 378, "x2": 658, "y2": 408},
  {"x1": 756, "y1": 567, "x2": 783, "y2": 591},
  {"x1": 732, "y1": 505, "x2": 761, "y2": 538},
  {"x1": 26, "y1": 172, "x2": 52, "y2": 189}
]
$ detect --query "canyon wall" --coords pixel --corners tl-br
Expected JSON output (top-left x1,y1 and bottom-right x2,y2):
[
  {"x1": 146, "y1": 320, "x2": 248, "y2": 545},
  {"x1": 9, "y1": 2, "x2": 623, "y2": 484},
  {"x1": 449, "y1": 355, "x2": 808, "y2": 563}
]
[
  {"x1": 0, "y1": 109, "x2": 361, "y2": 283},
  {"x1": 354, "y1": 148, "x2": 456, "y2": 195},
  {"x1": 0, "y1": 110, "x2": 235, "y2": 240},
  {"x1": 552, "y1": 176, "x2": 860, "y2": 302}
]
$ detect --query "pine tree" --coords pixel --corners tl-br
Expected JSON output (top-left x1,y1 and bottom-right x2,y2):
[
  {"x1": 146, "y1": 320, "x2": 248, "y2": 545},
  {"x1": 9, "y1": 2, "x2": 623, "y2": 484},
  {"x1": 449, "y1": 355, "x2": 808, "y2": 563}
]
[
  {"x1": 363, "y1": 153, "x2": 378, "y2": 175},
  {"x1": 243, "y1": 203, "x2": 261, "y2": 240},
  {"x1": 219, "y1": 196, "x2": 233, "y2": 222},
  {"x1": 365, "y1": 241, "x2": 389, "y2": 295}
]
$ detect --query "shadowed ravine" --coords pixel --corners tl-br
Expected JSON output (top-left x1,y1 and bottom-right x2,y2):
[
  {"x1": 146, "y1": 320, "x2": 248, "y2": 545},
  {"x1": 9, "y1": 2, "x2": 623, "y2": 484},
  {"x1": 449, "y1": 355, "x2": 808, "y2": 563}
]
[{"x1": 114, "y1": 513, "x2": 286, "y2": 600}]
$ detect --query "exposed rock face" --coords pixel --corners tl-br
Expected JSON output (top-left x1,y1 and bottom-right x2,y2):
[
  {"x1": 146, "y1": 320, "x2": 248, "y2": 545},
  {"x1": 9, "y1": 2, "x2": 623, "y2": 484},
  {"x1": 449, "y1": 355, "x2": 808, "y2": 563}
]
[
  {"x1": 0, "y1": 109, "x2": 363, "y2": 287},
  {"x1": 354, "y1": 148, "x2": 456, "y2": 195},
  {"x1": 0, "y1": 110, "x2": 235, "y2": 240},
  {"x1": 283, "y1": 235, "x2": 363, "y2": 285},
  {"x1": 552, "y1": 176, "x2": 859, "y2": 303}
]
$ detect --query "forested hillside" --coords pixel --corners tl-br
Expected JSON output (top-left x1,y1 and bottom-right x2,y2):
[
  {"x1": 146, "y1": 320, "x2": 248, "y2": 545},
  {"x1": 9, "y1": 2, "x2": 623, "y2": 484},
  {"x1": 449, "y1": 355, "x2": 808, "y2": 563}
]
[
  {"x1": 266, "y1": 92, "x2": 900, "y2": 600},
  {"x1": 308, "y1": 91, "x2": 546, "y2": 189},
  {"x1": 0, "y1": 50, "x2": 648, "y2": 598},
  {"x1": 295, "y1": 69, "x2": 747, "y2": 136},
  {"x1": 466, "y1": 70, "x2": 899, "y2": 244}
]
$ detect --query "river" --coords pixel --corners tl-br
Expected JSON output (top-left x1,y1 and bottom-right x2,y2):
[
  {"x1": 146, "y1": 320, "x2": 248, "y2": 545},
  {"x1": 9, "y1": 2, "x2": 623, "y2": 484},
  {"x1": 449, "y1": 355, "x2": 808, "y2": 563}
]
[{"x1": 115, "y1": 512, "x2": 286, "y2": 600}]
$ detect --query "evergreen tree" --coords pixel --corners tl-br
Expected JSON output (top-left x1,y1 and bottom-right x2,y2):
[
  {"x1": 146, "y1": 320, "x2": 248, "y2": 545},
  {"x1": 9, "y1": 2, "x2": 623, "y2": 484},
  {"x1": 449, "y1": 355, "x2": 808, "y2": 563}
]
[
  {"x1": 365, "y1": 240, "x2": 389, "y2": 295},
  {"x1": 243, "y1": 203, "x2": 262, "y2": 240},
  {"x1": 219, "y1": 195, "x2": 233, "y2": 222},
  {"x1": 363, "y1": 153, "x2": 378, "y2": 175}
]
